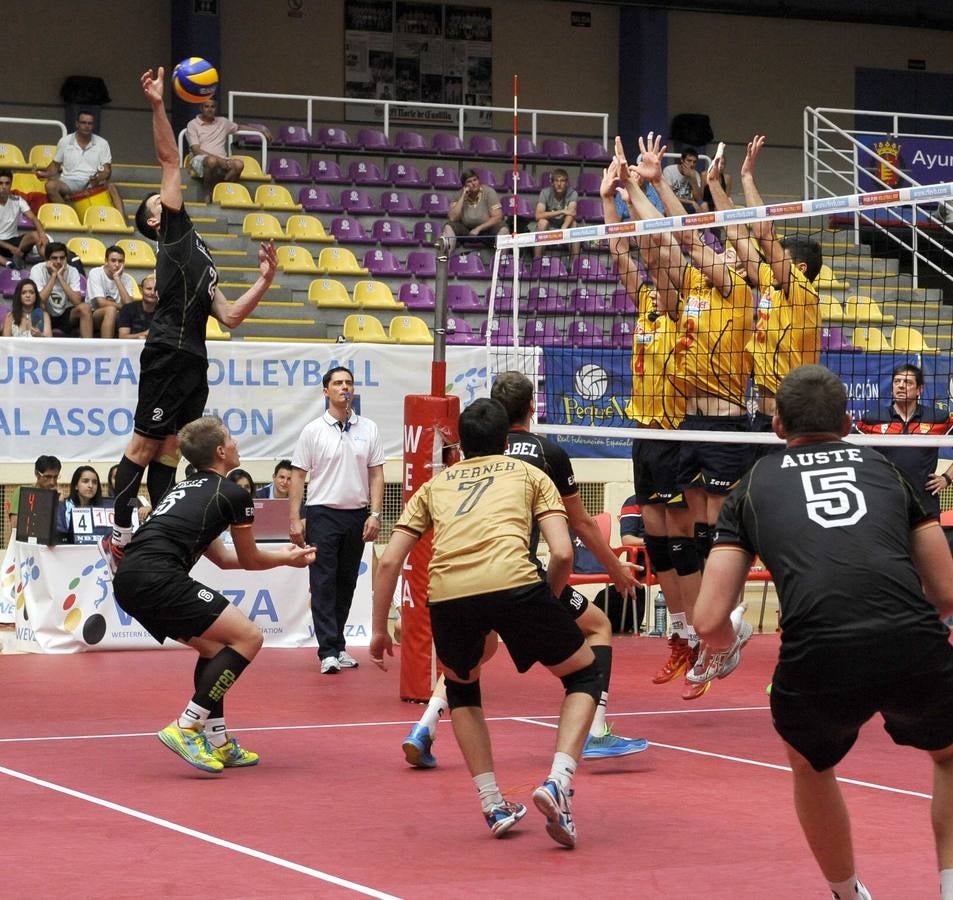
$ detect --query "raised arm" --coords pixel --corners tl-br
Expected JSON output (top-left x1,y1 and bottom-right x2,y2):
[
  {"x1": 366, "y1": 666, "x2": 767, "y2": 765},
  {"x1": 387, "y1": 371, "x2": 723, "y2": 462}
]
[
  {"x1": 141, "y1": 67, "x2": 183, "y2": 211},
  {"x1": 707, "y1": 155, "x2": 761, "y2": 287},
  {"x1": 211, "y1": 241, "x2": 278, "y2": 328},
  {"x1": 739, "y1": 134, "x2": 792, "y2": 288}
]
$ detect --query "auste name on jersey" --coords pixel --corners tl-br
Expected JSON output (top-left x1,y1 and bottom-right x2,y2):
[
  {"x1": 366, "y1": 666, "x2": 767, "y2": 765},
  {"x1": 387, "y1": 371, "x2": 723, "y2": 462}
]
[{"x1": 779, "y1": 447, "x2": 863, "y2": 468}]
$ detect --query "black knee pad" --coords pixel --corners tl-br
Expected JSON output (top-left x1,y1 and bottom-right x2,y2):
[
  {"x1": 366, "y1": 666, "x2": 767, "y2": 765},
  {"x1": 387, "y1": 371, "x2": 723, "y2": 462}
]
[
  {"x1": 668, "y1": 536, "x2": 700, "y2": 577},
  {"x1": 445, "y1": 678, "x2": 482, "y2": 710},
  {"x1": 643, "y1": 533, "x2": 673, "y2": 574},
  {"x1": 560, "y1": 660, "x2": 602, "y2": 704},
  {"x1": 694, "y1": 522, "x2": 711, "y2": 561}
]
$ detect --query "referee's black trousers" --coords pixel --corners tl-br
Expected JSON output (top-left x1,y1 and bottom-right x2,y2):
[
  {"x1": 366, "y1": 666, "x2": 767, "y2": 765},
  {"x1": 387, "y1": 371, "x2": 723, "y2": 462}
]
[{"x1": 305, "y1": 505, "x2": 367, "y2": 659}]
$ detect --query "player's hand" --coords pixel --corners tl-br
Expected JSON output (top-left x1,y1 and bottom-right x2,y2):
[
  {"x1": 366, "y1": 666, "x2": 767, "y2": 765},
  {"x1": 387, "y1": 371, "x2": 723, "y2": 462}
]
[
  {"x1": 285, "y1": 544, "x2": 316, "y2": 567},
  {"x1": 600, "y1": 157, "x2": 620, "y2": 199},
  {"x1": 707, "y1": 154, "x2": 725, "y2": 184},
  {"x1": 926, "y1": 473, "x2": 947, "y2": 495},
  {"x1": 369, "y1": 631, "x2": 394, "y2": 670},
  {"x1": 742, "y1": 134, "x2": 766, "y2": 178},
  {"x1": 258, "y1": 241, "x2": 277, "y2": 281},
  {"x1": 612, "y1": 559, "x2": 643, "y2": 595},
  {"x1": 141, "y1": 67, "x2": 165, "y2": 104},
  {"x1": 614, "y1": 135, "x2": 629, "y2": 171},
  {"x1": 636, "y1": 132, "x2": 666, "y2": 184},
  {"x1": 289, "y1": 517, "x2": 306, "y2": 547},
  {"x1": 362, "y1": 515, "x2": 381, "y2": 542}
]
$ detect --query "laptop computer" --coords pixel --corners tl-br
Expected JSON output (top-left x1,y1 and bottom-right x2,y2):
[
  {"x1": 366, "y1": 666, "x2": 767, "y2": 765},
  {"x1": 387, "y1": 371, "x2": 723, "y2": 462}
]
[{"x1": 252, "y1": 498, "x2": 291, "y2": 543}]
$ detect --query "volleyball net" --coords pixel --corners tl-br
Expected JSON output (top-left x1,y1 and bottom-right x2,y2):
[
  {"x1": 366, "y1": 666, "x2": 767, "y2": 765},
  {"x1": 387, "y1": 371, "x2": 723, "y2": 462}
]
[{"x1": 472, "y1": 178, "x2": 953, "y2": 458}]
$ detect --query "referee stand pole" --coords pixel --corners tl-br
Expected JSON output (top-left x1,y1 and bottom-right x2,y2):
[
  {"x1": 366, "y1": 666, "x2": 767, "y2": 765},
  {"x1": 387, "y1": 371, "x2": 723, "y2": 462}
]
[{"x1": 399, "y1": 237, "x2": 461, "y2": 702}]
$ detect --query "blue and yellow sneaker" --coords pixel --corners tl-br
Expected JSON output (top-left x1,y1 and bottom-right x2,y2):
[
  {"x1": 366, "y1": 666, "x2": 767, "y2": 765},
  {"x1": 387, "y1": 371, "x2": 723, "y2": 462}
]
[
  {"x1": 532, "y1": 779, "x2": 576, "y2": 848},
  {"x1": 582, "y1": 725, "x2": 649, "y2": 760},
  {"x1": 157, "y1": 722, "x2": 223, "y2": 773},
  {"x1": 402, "y1": 723, "x2": 437, "y2": 768},
  {"x1": 212, "y1": 736, "x2": 260, "y2": 767},
  {"x1": 484, "y1": 800, "x2": 527, "y2": 837}
]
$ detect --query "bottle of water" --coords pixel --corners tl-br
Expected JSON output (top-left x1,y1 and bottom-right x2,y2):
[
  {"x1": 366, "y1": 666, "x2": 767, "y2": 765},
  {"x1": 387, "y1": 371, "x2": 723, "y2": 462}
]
[{"x1": 651, "y1": 590, "x2": 667, "y2": 637}]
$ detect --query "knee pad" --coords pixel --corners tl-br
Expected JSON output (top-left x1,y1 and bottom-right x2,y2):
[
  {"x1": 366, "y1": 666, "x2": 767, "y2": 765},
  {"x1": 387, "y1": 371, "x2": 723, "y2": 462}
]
[
  {"x1": 643, "y1": 533, "x2": 673, "y2": 574},
  {"x1": 668, "y1": 536, "x2": 700, "y2": 577},
  {"x1": 560, "y1": 660, "x2": 602, "y2": 704},
  {"x1": 694, "y1": 522, "x2": 711, "y2": 560},
  {"x1": 445, "y1": 678, "x2": 482, "y2": 710}
]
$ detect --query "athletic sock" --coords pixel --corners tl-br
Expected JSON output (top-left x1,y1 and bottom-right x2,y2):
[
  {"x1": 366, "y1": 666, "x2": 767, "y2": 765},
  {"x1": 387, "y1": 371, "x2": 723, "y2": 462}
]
[
  {"x1": 474, "y1": 772, "x2": 503, "y2": 812},
  {"x1": 112, "y1": 455, "x2": 145, "y2": 530},
  {"x1": 940, "y1": 869, "x2": 953, "y2": 899},
  {"x1": 146, "y1": 460, "x2": 178, "y2": 507},
  {"x1": 589, "y1": 644, "x2": 612, "y2": 736},
  {"x1": 686, "y1": 624, "x2": 699, "y2": 649},
  {"x1": 205, "y1": 717, "x2": 228, "y2": 748},
  {"x1": 419, "y1": 695, "x2": 447, "y2": 737},
  {"x1": 192, "y1": 646, "x2": 252, "y2": 712},
  {"x1": 548, "y1": 751, "x2": 577, "y2": 791},
  {"x1": 194, "y1": 657, "x2": 224, "y2": 718},
  {"x1": 670, "y1": 612, "x2": 688, "y2": 639},
  {"x1": 178, "y1": 700, "x2": 211, "y2": 731},
  {"x1": 829, "y1": 876, "x2": 870, "y2": 899}
]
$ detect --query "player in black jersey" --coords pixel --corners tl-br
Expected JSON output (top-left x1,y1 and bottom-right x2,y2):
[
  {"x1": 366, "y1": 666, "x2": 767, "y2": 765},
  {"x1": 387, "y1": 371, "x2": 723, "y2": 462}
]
[
  {"x1": 693, "y1": 365, "x2": 953, "y2": 900},
  {"x1": 113, "y1": 416, "x2": 314, "y2": 773},
  {"x1": 400, "y1": 371, "x2": 645, "y2": 769},
  {"x1": 102, "y1": 67, "x2": 278, "y2": 570}
]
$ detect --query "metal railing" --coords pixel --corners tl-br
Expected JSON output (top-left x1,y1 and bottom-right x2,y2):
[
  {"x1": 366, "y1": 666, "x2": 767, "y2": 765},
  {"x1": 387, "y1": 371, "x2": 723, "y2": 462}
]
[
  {"x1": 804, "y1": 106, "x2": 953, "y2": 291},
  {"x1": 0, "y1": 116, "x2": 68, "y2": 151},
  {"x1": 177, "y1": 128, "x2": 271, "y2": 169}
]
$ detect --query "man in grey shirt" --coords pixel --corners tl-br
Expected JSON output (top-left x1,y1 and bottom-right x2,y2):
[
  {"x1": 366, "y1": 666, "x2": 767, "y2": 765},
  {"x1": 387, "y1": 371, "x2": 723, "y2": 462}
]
[
  {"x1": 662, "y1": 147, "x2": 704, "y2": 213},
  {"x1": 534, "y1": 168, "x2": 579, "y2": 257},
  {"x1": 444, "y1": 169, "x2": 508, "y2": 250}
]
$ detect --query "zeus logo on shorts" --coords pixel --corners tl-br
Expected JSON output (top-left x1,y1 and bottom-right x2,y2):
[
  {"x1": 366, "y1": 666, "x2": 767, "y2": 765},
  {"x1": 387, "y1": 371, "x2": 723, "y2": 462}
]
[
  {"x1": 198, "y1": 589, "x2": 214, "y2": 603},
  {"x1": 152, "y1": 407, "x2": 164, "y2": 422}
]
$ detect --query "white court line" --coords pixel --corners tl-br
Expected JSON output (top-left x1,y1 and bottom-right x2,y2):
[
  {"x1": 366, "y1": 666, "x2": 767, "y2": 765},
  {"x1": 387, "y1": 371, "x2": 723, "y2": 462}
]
[
  {"x1": 511, "y1": 718, "x2": 933, "y2": 801},
  {"x1": 0, "y1": 765, "x2": 401, "y2": 899}
]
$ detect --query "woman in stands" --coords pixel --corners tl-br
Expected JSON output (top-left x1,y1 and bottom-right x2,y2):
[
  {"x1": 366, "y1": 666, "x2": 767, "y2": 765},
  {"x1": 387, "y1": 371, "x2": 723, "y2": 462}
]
[
  {"x1": 3, "y1": 278, "x2": 51, "y2": 337},
  {"x1": 227, "y1": 468, "x2": 256, "y2": 496},
  {"x1": 58, "y1": 465, "x2": 110, "y2": 543}
]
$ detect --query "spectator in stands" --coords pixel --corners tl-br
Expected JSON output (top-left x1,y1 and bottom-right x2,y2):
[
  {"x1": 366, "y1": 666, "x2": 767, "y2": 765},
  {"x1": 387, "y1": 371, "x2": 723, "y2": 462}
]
[
  {"x1": 0, "y1": 169, "x2": 46, "y2": 269},
  {"x1": 58, "y1": 465, "x2": 109, "y2": 543},
  {"x1": 185, "y1": 97, "x2": 272, "y2": 201},
  {"x1": 444, "y1": 169, "x2": 508, "y2": 250},
  {"x1": 39, "y1": 111, "x2": 124, "y2": 212},
  {"x1": 227, "y1": 468, "x2": 257, "y2": 496},
  {"x1": 117, "y1": 272, "x2": 157, "y2": 340},
  {"x1": 86, "y1": 244, "x2": 135, "y2": 339},
  {"x1": 3, "y1": 278, "x2": 51, "y2": 337},
  {"x1": 534, "y1": 168, "x2": 579, "y2": 258},
  {"x1": 662, "y1": 147, "x2": 704, "y2": 213},
  {"x1": 256, "y1": 459, "x2": 292, "y2": 499},
  {"x1": 30, "y1": 241, "x2": 92, "y2": 338},
  {"x1": 6, "y1": 454, "x2": 61, "y2": 534}
]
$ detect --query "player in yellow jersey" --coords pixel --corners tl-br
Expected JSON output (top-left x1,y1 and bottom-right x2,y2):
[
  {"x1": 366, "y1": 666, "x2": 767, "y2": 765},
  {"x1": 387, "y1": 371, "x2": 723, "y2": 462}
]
[{"x1": 369, "y1": 398, "x2": 604, "y2": 848}]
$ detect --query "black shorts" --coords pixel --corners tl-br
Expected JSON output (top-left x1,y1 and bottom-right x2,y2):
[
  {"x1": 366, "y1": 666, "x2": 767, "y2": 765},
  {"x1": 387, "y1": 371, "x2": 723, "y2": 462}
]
[
  {"x1": 0, "y1": 235, "x2": 27, "y2": 256},
  {"x1": 750, "y1": 411, "x2": 782, "y2": 460},
  {"x1": 49, "y1": 309, "x2": 76, "y2": 335},
  {"x1": 429, "y1": 580, "x2": 585, "y2": 679},
  {"x1": 134, "y1": 345, "x2": 209, "y2": 439},
  {"x1": 677, "y1": 414, "x2": 754, "y2": 495},
  {"x1": 112, "y1": 566, "x2": 229, "y2": 645},
  {"x1": 558, "y1": 583, "x2": 589, "y2": 619},
  {"x1": 771, "y1": 649, "x2": 953, "y2": 772},
  {"x1": 632, "y1": 437, "x2": 683, "y2": 506}
]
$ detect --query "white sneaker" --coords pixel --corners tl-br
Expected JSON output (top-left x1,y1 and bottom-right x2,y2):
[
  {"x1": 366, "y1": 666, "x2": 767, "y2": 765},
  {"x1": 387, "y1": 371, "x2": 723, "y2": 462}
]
[
  {"x1": 685, "y1": 612, "x2": 753, "y2": 685},
  {"x1": 320, "y1": 656, "x2": 341, "y2": 675},
  {"x1": 338, "y1": 649, "x2": 359, "y2": 668}
]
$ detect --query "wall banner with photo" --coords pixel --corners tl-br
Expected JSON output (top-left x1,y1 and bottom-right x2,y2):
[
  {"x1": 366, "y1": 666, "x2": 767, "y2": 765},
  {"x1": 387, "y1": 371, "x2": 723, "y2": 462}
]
[{"x1": 344, "y1": 0, "x2": 492, "y2": 127}]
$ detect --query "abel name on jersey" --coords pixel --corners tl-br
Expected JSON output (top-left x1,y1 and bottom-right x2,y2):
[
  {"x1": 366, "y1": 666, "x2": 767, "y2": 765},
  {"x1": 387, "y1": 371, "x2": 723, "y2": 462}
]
[{"x1": 779, "y1": 447, "x2": 863, "y2": 468}]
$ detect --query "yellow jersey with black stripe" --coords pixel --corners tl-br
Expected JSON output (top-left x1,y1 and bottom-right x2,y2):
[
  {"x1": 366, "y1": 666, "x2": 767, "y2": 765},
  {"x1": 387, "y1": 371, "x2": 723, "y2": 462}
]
[
  {"x1": 625, "y1": 284, "x2": 685, "y2": 428},
  {"x1": 679, "y1": 265, "x2": 754, "y2": 406},
  {"x1": 750, "y1": 262, "x2": 821, "y2": 394},
  {"x1": 394, "y1": 454, "x2": 567, "y2": 602}
]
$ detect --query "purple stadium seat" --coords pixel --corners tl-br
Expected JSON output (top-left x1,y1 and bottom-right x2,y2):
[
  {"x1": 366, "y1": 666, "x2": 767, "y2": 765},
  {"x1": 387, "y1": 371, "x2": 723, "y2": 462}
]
[
  {"x1": 471, "y1": 167, "x2": 498, "y2": 189},
  {"x1": 419, "y1": 192, "x2": 450, "y2": 217},
  {"x1": 504, "y1": 169, "x2": 540, "y2": 193},
  {"x1": 446, "y1": 316, "x2": 482, "y2": 345},
  {"x1": 414, "y1": 221, "x2": 440, "y2": 245},
  {"x1": 17, "y1": 213, "x2": 33, "y2": 230},
  {"x1": 539, "y1": 171, "x2": 553, "y2": 189},
  {"x1": 406, "y1": 250, "x2": 437, "y2": 278},
  {"x1": 486, "y1": 283, "x2": 513, "y2": 309},
  {"x1": 529, "y1": 256, "x2": 571, "y2": 281},
  {"x1": 571, "y1": 255, "x2": 616, "y2": 283},
  {"x1": 469, "y1": 135, "x2": 506, "y2": 158},
  {"x1": 821, "y1": 326, "x2": 861, "y2": 352},
  {"x1": 341, "y1": 188, "x2": 384, "y2": 215},
  {"x1": 447, "y1": 284, "x2": 485, "y2": 311},
  {"x1": 387, "y1": 162, "x2": 425, "y2": 187},
  {"x1": 349, "y1": 160, "x2": 388, "y2": 186},
  {"x1": 498, "y1": 251, "x2": 528, "y2": 278},
  {"x1": 278, "y1": 125, "x2": 316, "y2": 147},
  {"x1": 570, "y1": 287, "x2": 613, "y2": 314},
  {"x1": 523, "y1": 318, "x2": 564, "y2": 346},
  {"x1": 449, "y1": 251, "x2": 490, "y2": 279},
  {"x1": 394, "y1": 131, "x2": 427, "y2": 153},
  {"x1": 0, "y1": 267, "x2": 23, "y2": 298},
  {"x1": 310, "y1": 159, "x2": 348, "y2": 184},
  {"x1": 610, "y1": 287, "x2": 637, "y2": 314},
  {"x1": 565, "y1": 319, "x2": 609, "y2": 347},
  {"x1": 363, "y1": 248, "x2": 405, "y2": 275},
  {"x1": 431, "y1": 132, "x2": 467, "y2": 156},
  {"x1": 576, "y1": 140, "x2": 611, "y2": 163},
  {"x1": 541, "y1": 138, "x2": 574, "y2": 161},
  {"x1": 530, "y1": 286, "x2": 570, "y2": 314},
  {"x1": 610, "y1": 320, "x2": 634, "y2": 349},
  {"x1": 428, "y1": 165, "x2": 460, "y2": 189},
  {"x1": 574, "y1": 197, "x2": 604, "y2": 223},
  {"x1": 268, "y1": 156, "x2": 306, "y2": 182},
  {"x1": 357, "y1": 128, "x2": 393, "y2": 152},
  {"x1": 381, "y1": 190, "x2": 420, "y2": 217},
  {"x1": 329, "y1": 216, "x2": 375, "y2": 244},
  {"x1": 481, "y1": 317, "x2": 515, "y2": 346},
  {"x1": 298, "y1": 186, "x2": 342, "y2": 213},
  {"x1": 234, "y1": 124, "x2": 268, "y2": 146},
  {"x1": 318, "y1": 126, "x2": 355, "y2": 151},
  {"x1": 506, "y1": 136, "x2": 543, "y2": 160},
  {"x1": 398, "y1": 281, "x2": 436, "y2": 310},
  {"x1": 576, "y1": 172, "x2": 603, "y2": 196},
  {"x1": 372, "y1": 219, "x2": 418, "y2": 246},
  {"x1": 502, "y1": 195, "x2": 534, "y2": 219}
]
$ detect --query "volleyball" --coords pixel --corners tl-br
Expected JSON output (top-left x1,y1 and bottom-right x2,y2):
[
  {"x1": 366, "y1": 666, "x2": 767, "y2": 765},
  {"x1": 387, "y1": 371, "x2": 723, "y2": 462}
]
[
  {"x1": 574, "y1": 364, "x2": 609, "y2": 401},
  {"x1": 172, "y1": 57, "x2": 218, "y2": 103}
]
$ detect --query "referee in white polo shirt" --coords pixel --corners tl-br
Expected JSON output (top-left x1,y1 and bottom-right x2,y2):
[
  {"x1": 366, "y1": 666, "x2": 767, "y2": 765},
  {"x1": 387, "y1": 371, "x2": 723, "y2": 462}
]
[{"x1": 290, "y1": 366, "x2": 385, "y2": 674}]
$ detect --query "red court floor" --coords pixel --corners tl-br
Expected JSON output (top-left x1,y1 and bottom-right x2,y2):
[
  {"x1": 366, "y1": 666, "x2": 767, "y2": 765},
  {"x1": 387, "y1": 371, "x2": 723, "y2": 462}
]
[{"x1": 0, "y1": 634, "x2": 941, "y2": 898}]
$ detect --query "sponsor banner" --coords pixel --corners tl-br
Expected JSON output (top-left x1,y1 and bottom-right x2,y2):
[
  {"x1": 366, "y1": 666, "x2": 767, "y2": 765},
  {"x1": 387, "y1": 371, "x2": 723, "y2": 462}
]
[
  {"x1": 0, "y1": 340, "x2": 486, "y2": 462},
  {"x1": 858, "y1": 135, "x2": 953, "y2": 192},
  {"x1": 8, "y1": 541, "x2": 374, "y2": 652}
]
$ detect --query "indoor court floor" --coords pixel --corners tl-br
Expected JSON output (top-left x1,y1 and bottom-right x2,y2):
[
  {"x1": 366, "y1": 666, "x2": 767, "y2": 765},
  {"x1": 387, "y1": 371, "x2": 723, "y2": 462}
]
[{"x1": 0, "y1": 634, "x2": 941, "y2": 898}]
